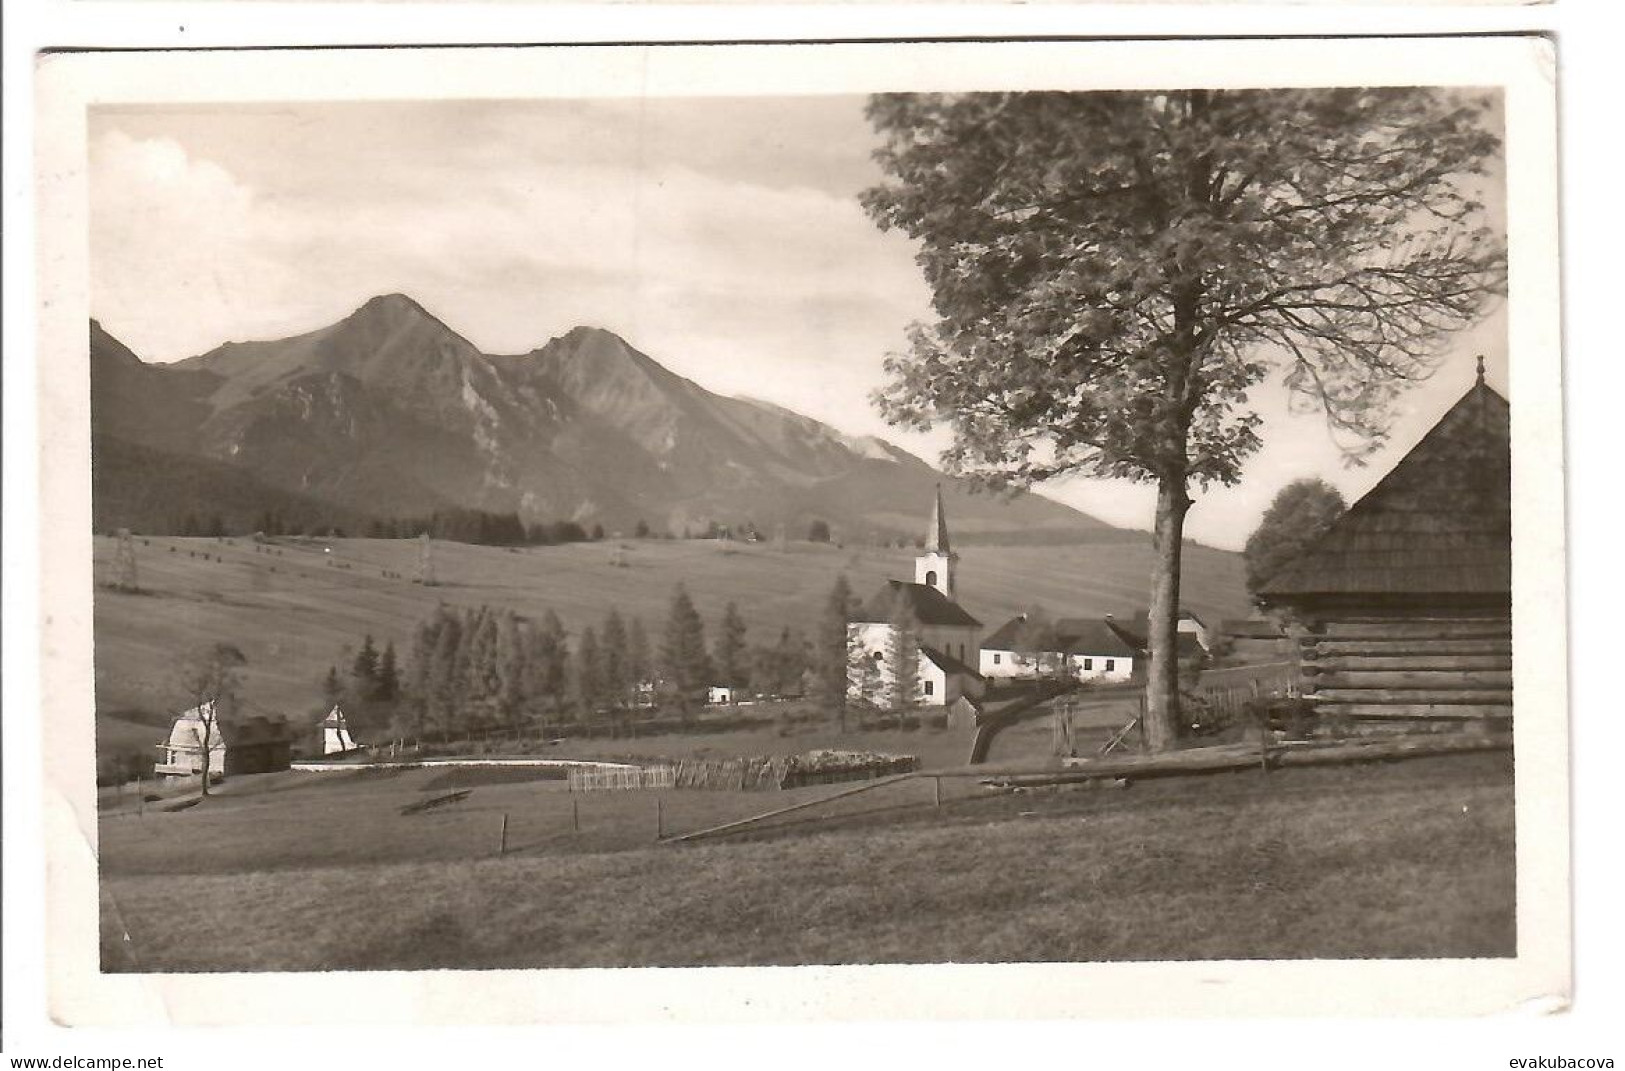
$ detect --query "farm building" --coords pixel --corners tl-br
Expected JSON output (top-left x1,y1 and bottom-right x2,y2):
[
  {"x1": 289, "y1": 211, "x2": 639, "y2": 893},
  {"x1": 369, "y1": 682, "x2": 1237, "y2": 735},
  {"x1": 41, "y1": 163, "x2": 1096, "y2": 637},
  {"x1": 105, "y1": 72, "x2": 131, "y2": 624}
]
[
  {"x1": 1103, "y1": 609, "x2": 1212, "y2": 656},
  {"x1": 1256, "y1": 365, "x2": 1511, "y2": 729},
  {"x1": 155, "y1": 700, "x2": 297, "y2": 779},
  {"x1": 980, "y1": 614, "x2": 1139, "y2": 682},
  {"x1": 318, "y1": 704, "x2": 363, "y2": 755},
  {"x1": 848, "y1": 488, "x2": 985, "y2": 708}
]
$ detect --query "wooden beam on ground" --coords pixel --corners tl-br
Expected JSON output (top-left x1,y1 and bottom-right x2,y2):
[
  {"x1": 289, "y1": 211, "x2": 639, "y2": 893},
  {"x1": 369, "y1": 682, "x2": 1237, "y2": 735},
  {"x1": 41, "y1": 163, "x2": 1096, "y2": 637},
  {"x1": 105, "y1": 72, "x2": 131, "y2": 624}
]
[
  {"x1": 667, "y1": 773, "x2": 919, "y2": 844},
  {"x1": 990, "y1": 732, "x2": 1510, "y2": 788}
]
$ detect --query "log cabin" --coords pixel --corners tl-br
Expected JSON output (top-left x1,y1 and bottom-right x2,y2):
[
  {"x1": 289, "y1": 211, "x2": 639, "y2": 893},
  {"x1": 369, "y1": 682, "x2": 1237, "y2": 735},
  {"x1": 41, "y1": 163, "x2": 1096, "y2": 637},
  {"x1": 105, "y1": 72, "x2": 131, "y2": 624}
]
[{"x1": 1256, "y1": 363, "x2": 1511, "y2": 732}]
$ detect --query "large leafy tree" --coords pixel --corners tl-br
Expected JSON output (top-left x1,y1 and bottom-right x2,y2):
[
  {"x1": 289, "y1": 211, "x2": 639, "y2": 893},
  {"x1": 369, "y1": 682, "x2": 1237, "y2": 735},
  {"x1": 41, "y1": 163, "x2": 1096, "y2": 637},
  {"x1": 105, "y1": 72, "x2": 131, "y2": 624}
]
[
  {"x1": 1244, "y1": 477, "x2": 1348, "y2": 599},
  {"x1": 862, "y1": 88, "x2": 1505, "y2": 749}
]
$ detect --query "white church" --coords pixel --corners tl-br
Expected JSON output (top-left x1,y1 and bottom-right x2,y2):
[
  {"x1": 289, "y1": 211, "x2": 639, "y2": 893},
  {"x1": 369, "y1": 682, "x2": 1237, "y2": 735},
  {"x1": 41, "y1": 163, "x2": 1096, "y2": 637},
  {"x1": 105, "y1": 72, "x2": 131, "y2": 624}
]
[
  {"x1": 847, "y1": 489, "x2": 1203, "y2": 711},
  {"x1": 846, "y1": 488, "x2": 987, "y2": 710}
]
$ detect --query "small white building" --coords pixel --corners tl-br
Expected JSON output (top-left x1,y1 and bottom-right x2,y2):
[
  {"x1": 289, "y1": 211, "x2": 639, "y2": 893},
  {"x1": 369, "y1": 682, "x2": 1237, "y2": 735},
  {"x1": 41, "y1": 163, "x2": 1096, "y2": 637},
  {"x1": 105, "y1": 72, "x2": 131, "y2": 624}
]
[
  {"x1": 980, "y1": 615, "x2": 1139, "y2": 683},
  {"x1": 155, "y1": 700, "x2": 294, "y2": 779},
  {"x1": 708, "y1": 685, "x2": 736, "y2": 706},
  {"x1": 319, "y1": 704, "x2": 363, "y2": 755},
  {"x1": 155, "y1": 700, "x2": 227, "y2": 778}
]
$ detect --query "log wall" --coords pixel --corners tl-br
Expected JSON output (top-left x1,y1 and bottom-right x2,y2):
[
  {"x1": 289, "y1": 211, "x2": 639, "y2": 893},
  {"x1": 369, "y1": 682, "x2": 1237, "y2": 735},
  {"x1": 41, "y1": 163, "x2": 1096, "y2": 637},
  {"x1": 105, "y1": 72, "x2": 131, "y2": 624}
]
[{"x1": 1298, "y1": 615, "x2": 1512, "y2": 725}]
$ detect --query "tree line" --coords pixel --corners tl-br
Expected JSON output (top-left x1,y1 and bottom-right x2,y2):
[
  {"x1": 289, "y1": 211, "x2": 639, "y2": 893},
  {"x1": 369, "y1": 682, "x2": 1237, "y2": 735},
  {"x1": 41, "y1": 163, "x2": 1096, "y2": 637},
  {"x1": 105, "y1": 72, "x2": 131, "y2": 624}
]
[{"x1": 322, "y1": 578, "x2": 868, "y2": 742}]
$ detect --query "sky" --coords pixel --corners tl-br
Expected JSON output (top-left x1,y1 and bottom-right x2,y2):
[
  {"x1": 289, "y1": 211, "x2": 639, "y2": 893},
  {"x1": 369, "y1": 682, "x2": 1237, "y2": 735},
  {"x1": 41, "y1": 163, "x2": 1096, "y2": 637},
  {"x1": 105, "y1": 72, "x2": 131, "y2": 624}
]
[{"x1": 89, "y1": 95, "x2": 1507, "y2": 551}]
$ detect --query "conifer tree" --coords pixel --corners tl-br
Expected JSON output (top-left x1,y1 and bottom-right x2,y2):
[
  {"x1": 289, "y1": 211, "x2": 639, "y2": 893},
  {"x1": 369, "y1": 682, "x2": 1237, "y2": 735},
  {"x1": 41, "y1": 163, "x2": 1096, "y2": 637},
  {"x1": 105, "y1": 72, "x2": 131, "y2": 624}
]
[
  {"x1": 660, "y1": 584, "x2": 712, "y2": 713},
  {"x1": 713, "y1": 601, "x2": 748, "y2": 696},
  {"x1": 377, "y1": 641, "x2": 400, "y2": 703},
  {"x1": 571, "y1": 625, "x2": 604, "y2": 719},
  {"x1": 818, "y1": 575, "x2": 856, "y2": 729},
  {"x1": 601, "y1": 610, "x2": 631, "y2": 710},
  {"x1": 626, "y1": 618, "x2": 652, "y2": 708}
]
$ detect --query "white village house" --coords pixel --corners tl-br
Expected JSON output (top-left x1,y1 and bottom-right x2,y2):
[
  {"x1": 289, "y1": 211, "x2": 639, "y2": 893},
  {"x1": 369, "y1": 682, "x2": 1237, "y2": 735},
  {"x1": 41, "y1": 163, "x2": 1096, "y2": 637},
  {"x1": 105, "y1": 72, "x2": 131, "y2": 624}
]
[
  {"x1": 847, "y1": 489, "x2": 986, "y2": 709},
  {"x1": 155, "y1": 700, "x2": 296, "y2": 780},
  {"x1": 979, "y1": 614, "x2": 1140, "y2": 683}
]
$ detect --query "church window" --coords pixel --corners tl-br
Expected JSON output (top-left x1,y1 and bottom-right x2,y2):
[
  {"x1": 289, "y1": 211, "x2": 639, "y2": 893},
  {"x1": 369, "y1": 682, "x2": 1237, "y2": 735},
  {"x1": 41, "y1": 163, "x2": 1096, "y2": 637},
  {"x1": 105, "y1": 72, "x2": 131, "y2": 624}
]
[
  {"x1": 1105, "y1": 659, "x2": 1116, "y2": 672},
  {"x1": 925, "y1": 570, "x2": 937, "y2": 586},
  {"x1": 923, "y1": 680, "x2": 934, "y2": 697},
  {"x1": 1083, "y1": 658, "x2": 1094, "y2": 670},
  {"x1": 993, "y1": 653, "x2": 1001, "y2": 665}
]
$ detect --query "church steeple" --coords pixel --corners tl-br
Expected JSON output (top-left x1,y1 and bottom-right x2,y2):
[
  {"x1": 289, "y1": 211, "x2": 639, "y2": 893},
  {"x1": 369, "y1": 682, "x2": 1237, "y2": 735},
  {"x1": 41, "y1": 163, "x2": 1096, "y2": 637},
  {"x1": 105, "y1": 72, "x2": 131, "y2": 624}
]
[
  {"x1": 926, "y1": 484, "x2": 951, "y2": 554},
  {"x1": 915, "y1": 485, "x2": 958, "y2": 600}
]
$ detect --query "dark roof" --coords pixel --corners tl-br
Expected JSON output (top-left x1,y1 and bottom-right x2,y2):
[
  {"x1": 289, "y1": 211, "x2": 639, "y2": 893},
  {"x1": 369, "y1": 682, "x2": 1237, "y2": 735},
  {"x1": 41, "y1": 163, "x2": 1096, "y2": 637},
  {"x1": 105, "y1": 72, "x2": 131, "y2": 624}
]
[
  {"x1": 219, "y1": 714, "x2": 294, "y2": 747},
  {"x1": 1260, "y1": 380, "x2": 1510, "y2": 600},
  {"x1": 919, "y1": 645, "x2": 982, "y2": 679},
  {"x1": 1103, "y1": 617, "x2": 1205, "y2": 658},
  {"x1": 854, "y1": 580, "x2": 981, "y2": 628},
  {"x1": 982, "y1": 614, "x2": 1139, "y2": 658}
]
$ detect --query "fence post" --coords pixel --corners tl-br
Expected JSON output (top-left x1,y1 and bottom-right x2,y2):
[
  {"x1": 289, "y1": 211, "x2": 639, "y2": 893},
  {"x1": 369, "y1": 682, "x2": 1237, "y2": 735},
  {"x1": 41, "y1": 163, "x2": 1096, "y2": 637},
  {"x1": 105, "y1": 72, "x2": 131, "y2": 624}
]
[
  {"x1": 933, "y1": 776, "x2": 942, "y2": 808},
  {"x1": 656, "y1": 796, "x2": 665, "y2": 841},
  {"x1": 137, "y1": 777, "x2": 144, "y2": 818},
  {"x1": 499, "y1": 812, "x2": 509, "y2": 856},
  {"x1": 572, "y1": 797, "x2": 580, "y2": 834}
]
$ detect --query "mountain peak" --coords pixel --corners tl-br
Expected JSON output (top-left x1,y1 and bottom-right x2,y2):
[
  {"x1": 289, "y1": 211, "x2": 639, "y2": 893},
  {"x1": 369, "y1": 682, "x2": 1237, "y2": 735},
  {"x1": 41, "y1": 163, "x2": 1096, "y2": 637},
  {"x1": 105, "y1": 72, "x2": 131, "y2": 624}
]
[{"x1": 352, "y1": 292, "x2": 448, "y2": 328}]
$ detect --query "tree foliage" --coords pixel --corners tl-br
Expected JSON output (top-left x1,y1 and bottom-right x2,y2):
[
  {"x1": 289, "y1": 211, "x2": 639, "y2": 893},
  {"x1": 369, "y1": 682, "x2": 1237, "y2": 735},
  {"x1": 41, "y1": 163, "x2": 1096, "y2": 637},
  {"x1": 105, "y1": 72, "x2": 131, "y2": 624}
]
[
  {"x1": 1243, "y1": 477, "x2": 1348, "y2": 598},
  {"x1": 818, "y1": 575, "x2": 857, "y2": 728},
  {"x1": 862, "y1": 89, "x2": 1505, "y2": 748},
  {"x1": 713, "y1": 601, "x2": 749, "y2": 693},
  {"x1": 660, "y1": 584, "x2": 713, "y2": 708}
]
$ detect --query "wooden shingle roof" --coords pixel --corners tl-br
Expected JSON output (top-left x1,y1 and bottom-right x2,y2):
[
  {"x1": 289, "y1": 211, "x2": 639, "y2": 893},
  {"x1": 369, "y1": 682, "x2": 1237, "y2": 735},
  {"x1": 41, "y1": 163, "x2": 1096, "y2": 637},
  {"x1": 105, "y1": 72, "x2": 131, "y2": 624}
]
[{"x1": 1259, "y1": 378, "x2": 1510, "y2": 600}]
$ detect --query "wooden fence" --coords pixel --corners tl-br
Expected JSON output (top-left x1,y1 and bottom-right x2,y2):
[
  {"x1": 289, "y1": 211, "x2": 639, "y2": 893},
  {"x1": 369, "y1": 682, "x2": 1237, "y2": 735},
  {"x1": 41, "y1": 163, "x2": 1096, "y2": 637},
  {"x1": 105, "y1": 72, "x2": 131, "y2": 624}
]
[
  {"x1": 1190, "y1": 665, "x2": 1301, "y2": 725},
  {"x1": 568, "y1": 765, "x2": 678, "y2": 792}
]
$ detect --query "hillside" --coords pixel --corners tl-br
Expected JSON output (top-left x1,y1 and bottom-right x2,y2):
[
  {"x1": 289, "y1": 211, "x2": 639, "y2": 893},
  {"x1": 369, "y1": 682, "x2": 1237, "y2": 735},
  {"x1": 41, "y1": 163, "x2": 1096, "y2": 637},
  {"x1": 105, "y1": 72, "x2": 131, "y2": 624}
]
[
  {"x1": 91, "y1": 533, "x2": 1250, "y2": 730},
  {"x1": 91, "y1": 301, "x2": 1120, "y2": 544}
]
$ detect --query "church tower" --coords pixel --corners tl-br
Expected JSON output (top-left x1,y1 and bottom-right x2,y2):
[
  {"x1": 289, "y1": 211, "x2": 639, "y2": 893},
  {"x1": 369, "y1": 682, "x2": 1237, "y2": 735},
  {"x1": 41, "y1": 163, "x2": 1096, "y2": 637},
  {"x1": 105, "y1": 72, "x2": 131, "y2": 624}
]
[{"x1": 914, "y1": 485, "x2": 958, "y2": 600}]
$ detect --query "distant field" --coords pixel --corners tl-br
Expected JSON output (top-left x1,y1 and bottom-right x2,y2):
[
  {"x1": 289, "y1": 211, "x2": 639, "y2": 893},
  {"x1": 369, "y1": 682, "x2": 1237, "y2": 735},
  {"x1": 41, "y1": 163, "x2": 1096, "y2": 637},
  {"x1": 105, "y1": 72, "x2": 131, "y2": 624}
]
[
  {"x1": 100, "y1": 752, "x2": 1515, "y2": 971},
  {"x1": 91, "y1": 534, "x2": 1249, "y2": 728}
]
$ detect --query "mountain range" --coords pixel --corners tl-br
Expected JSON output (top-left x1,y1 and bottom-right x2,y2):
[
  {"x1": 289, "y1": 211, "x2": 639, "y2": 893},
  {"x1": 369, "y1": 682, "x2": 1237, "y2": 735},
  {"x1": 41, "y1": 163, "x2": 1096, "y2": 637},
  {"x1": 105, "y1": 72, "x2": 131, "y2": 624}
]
[{"x1": 90, "y1": 295, "x2": 1128, "y2": 544}]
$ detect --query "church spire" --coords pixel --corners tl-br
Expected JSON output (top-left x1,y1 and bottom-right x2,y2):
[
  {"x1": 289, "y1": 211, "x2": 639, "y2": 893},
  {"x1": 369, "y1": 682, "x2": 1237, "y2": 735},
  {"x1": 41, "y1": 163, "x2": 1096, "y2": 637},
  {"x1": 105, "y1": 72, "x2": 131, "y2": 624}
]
[
  {"x1": 916, "y1": 485, "x2": 958, "y2": 600},
  {"x1": 926, "y1": 484, "x2": 951, "y2": 554}
]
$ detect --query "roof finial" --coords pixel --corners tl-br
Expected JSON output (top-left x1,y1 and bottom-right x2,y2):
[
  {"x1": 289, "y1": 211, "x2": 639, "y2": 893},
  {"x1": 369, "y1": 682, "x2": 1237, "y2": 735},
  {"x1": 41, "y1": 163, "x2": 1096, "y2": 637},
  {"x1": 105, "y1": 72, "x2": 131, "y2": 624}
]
[
  {"x1": 926, "y1": 483, "x2": 951, "y2": 554},
  {"x1": 1475, "y1": 354, "x2": 1486, "y2": 386}
]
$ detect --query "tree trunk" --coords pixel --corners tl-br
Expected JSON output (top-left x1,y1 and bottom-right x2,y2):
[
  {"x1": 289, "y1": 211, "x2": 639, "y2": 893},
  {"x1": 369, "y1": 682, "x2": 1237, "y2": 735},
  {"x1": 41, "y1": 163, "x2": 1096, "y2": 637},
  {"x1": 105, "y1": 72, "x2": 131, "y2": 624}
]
[
  {"x1": 1144, "y1": 474, "x2": 1191, "y2": 751},
  {"x1": 198, "y1": 725, "x2": 212, "y2": 797}
]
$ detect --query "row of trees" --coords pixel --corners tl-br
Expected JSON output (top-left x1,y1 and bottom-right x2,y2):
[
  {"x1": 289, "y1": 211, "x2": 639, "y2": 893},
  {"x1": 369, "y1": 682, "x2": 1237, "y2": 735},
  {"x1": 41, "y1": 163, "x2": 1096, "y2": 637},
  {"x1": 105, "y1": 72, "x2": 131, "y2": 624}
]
[{"x1": 321, "y1": 582, "x2": 857, "y2": 742}]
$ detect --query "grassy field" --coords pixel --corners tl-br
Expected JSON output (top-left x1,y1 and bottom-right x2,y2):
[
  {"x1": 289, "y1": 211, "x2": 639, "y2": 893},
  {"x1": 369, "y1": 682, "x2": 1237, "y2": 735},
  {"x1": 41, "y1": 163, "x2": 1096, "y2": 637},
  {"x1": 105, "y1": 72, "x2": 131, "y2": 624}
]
[
  {"x1": 91, "y1": 534, "x2": 1249, "y2": 730},
  {"x1": 100, "y1": 752, "x2": 1515, "y2": 971}
]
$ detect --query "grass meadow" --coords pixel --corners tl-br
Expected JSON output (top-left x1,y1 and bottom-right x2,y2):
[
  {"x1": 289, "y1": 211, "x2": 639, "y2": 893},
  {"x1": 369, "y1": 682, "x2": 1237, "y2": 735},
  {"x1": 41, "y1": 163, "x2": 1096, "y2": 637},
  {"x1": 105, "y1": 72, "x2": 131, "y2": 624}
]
[
  {"x1": 91, "y1": 533, "x2": 1249, "y2": 728},
  {"x1": 99, "y1": 752, "x2": 1515, "y2": 971}
]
